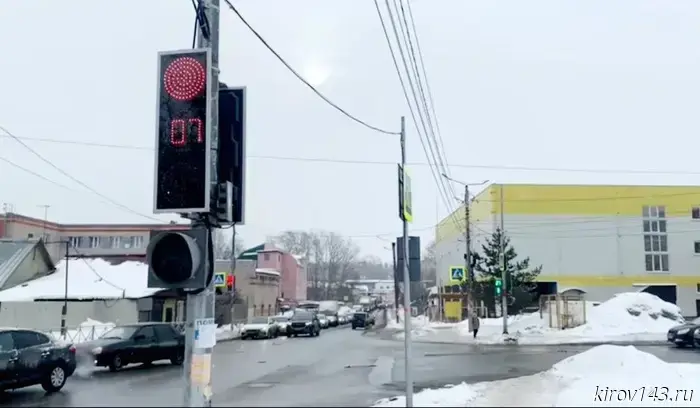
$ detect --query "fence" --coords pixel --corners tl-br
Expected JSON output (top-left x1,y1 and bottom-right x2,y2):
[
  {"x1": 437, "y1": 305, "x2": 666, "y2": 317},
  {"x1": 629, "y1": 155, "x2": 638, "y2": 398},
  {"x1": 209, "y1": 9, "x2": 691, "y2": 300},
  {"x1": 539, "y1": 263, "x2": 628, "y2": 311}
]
[{"x1": 47, "y1": 320, "x2": 246, "y2": 344}]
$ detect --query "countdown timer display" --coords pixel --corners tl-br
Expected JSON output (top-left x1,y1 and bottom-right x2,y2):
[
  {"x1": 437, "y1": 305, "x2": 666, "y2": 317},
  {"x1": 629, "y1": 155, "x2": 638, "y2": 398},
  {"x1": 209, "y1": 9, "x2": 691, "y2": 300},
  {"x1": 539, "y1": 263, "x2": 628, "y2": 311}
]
[{"x1": 154, "y1": 48, "x2": 212, "y2": 213}]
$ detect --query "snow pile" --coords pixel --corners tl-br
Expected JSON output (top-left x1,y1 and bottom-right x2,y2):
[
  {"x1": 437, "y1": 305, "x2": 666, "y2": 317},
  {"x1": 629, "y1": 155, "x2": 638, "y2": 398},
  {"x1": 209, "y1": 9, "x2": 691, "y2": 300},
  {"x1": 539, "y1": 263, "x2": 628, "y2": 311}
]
[
  {"x1": 431, "y1": 292, "x2": 683, "y2": 345},
  {"x1": 50, "y1": 318, "x2": 116, "y2": 344},
  {"x1": 388, "y1": 308, "x2": 455, "y2": 337},
  {"x1": 374, "y1": 345, "x2": 700, "y2": 407},
  {"x1": 216, "y1": 323, "x2": 244, "y2": 341},
  {"x1": 0, "y1": 259, "x2": 161, "y2": 301}
]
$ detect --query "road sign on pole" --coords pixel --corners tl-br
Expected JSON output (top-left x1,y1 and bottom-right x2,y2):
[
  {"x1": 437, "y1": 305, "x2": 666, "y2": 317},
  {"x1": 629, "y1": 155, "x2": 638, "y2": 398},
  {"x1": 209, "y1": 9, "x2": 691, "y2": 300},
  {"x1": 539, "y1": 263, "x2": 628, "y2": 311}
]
[
  {"x1": 449, "y1": 266, "x2": 466, "y2": 284},
  {"x1": 213, "y1": 272, "x2": 226, "y2": 288}
]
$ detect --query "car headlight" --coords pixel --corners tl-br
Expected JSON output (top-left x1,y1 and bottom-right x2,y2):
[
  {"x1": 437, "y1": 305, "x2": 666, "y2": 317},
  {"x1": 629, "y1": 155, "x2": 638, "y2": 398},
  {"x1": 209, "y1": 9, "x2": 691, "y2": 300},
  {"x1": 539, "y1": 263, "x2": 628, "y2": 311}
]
[
  {"x1": 92, "y1": 347, "x2": 103, "y2": 355},
  {"x1": 305, "y1": 322, "x2": 312, "y2": 326},
  {"x1": 678, "y1": 328, "x2": 689, "y2": 335},
  {"x1": 694, "y1": 328, "x2": 700, "y2": 337},
  {"x1": 261, "y1": 327, "x2": 268, "y2": 332}
]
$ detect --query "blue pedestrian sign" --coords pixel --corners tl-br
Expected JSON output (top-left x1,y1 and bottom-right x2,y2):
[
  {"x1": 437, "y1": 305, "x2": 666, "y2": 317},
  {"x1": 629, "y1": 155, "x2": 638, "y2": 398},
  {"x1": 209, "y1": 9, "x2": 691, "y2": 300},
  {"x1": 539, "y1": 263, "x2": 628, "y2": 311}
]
[
  {"x1": 449, "y1": 266, "x2": 466, "y2": 284},
  {"x1": 213, "y1": 272, "x2": 226, "y2": 288}
]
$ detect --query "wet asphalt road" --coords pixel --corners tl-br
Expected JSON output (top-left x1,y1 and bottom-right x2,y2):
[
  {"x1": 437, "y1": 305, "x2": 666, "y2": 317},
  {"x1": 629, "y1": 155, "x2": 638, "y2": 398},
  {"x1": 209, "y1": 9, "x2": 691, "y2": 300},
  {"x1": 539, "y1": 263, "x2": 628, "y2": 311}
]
[{"x1": 4, "y1": 325, "x2": 700, "y2": 407}]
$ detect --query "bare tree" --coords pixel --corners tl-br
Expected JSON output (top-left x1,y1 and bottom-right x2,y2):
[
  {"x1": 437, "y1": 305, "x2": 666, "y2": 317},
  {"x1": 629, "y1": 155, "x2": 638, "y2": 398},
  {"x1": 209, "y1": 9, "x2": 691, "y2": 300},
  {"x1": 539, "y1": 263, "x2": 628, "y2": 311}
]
[
  {"x1": 422, "y1": 240, "x2": 437, "y2": 285},
  {"x1": 213, "y1": 229, "x2": 244, "y2": 260}
]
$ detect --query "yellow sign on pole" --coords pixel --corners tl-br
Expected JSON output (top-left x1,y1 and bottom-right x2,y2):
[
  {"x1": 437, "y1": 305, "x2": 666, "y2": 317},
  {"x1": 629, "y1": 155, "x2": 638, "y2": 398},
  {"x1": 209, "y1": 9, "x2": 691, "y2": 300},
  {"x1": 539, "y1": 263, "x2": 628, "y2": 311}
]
[
  {"x1": 448, "y1": 266, "x2": 466, "y2": 284},
  {"x1": 403, "y1": 167, "x2": 413, "y2": 223},
  {"x1": 190, "y1": 353, "x2": 212, "y2": 386}
]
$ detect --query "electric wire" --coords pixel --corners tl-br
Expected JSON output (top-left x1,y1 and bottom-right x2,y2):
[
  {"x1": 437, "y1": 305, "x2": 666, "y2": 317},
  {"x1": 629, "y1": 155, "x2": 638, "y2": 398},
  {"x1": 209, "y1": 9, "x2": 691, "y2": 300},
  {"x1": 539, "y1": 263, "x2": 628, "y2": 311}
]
[
  {"x1": 0, "y1": 126, "x2": 166, "y2": 224},
  {"x1": 221, "y1": 0, "x2": 399, "y2": 136}
]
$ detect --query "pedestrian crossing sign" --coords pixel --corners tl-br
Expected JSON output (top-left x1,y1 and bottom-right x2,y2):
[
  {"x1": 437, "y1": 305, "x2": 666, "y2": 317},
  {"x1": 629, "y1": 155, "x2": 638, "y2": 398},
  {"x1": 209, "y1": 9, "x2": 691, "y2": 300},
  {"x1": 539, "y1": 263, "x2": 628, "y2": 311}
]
[
  {"x1": 213, "y1": 272, "x2": 226, "y2": 288},
  {"x1": 449, "y1": 266, "x2": 466, "y2": 284}
]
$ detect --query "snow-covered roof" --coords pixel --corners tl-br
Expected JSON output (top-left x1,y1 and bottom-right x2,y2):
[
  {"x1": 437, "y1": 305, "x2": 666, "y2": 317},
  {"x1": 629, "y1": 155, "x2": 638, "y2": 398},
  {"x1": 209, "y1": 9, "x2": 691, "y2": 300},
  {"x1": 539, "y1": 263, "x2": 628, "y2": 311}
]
[
  {"x1": 0, "y1": 259, "x2": 162, "y2": 302},
  {"x1": 255, "y1": 268, "x2": 280, "y2": 276}
]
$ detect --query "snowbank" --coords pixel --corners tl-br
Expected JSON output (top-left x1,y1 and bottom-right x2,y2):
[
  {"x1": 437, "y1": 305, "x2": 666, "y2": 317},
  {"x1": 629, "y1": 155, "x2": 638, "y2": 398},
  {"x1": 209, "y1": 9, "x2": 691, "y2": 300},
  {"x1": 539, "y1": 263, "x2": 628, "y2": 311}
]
[
  {"x1": 398, "y1": 292, "x2": 683, "y2": 345},
  {"x1": 374, "y1": 345, "x2": 700, "y2": 407},
  {"x1": 216, "y1": 323, "x2": 244, "y2": 341},
  {"x1": 0, "y1": 259, "x2": 161, "y2": 301},
  {"x1": 387, "y1": 308, "x2": 454, "y2": 334}
]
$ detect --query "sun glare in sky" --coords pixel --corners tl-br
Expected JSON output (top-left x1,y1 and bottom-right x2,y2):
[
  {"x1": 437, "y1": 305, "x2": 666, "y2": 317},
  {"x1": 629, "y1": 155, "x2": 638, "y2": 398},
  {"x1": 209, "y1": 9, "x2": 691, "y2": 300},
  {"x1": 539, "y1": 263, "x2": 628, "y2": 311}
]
[{"x1": 302, "y1": 62, "x2": 332, "y2": 87}]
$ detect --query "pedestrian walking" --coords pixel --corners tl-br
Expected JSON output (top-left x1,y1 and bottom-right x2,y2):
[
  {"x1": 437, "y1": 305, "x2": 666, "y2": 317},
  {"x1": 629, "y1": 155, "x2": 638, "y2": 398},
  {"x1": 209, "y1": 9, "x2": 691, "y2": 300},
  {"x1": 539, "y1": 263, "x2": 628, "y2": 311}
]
[{"x1": 471, "y1": 312, "x2": 480, "y2": 339}]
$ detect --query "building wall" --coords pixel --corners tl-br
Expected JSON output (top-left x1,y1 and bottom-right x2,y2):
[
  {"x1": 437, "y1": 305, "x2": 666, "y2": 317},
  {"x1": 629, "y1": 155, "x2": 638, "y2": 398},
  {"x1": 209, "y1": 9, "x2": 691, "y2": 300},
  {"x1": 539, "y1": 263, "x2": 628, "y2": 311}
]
[
  {"x1": 0, "y1": 299, "x2": 138, "y2": 331},
  {"x1": 1, "y1": 212, "x2": 188, "y2": 262},
  {"x1": 434, "y1": 184, "x2": 700, "y2": 316},
  {"x1": 280, "y1": 253, "x2": 302, "y2": 300},
  {"x1": 230, "y1": 259, "x2": 280, "y2": 317}
]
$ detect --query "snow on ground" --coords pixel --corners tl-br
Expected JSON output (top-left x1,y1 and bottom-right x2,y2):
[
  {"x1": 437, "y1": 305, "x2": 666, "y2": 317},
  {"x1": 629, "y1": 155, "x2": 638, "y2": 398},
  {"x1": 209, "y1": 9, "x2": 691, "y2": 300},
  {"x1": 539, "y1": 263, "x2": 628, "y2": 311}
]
[
  {"x1": 387, "y1": 308, "x2": 454, "y2": 336},
  {"x1": 216, "y1": 323, "x2": 244, "y2": 341},
  {"x1": 0, "y1": 259, "x2": 161, "y2": 301},
  {"x1": 396, "y1": 293, "x2": 684, "y2": 345},
  {"x1": 374, "y1": 345, "x2": 700, "y2": 407}
]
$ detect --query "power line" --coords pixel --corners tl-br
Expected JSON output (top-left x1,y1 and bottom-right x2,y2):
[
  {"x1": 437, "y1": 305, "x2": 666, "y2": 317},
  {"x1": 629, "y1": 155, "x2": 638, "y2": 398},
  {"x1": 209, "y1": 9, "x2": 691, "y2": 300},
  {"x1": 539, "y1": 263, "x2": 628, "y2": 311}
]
[
  {"x1": 0, "y1": 126, "x2": 165, "y2": 224},
  {"x1": 221, "y1": 0, "x2": 398, "y2": 136},
  {"x1": 7, "y1": 133, "x2": 700, "y2": 176}
]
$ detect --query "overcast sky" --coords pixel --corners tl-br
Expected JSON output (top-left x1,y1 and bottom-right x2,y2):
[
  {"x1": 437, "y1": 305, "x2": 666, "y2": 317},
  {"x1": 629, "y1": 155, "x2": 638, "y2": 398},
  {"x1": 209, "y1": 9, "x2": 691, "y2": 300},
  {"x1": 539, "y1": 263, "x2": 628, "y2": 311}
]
[{"x1": 2, "y1": 0, "x2": 700, "y2": 261}]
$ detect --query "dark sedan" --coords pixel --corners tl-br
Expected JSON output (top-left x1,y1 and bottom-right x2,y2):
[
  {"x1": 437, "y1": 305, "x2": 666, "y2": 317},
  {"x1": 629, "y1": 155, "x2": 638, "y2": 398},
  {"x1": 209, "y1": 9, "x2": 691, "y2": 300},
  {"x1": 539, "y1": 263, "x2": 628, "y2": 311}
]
[
  {"x1": 667, "y1": 317, "x2": 700, "y2": 347},
  {"x1": 77, "y1": 323, "x2": 185, "y2": 372},
  {"x1": 0, "y1": 328, "x2": 76, "y2": 393},
  {"x1": 286, "y1": 310, "x2": 321, "y2": 337}
]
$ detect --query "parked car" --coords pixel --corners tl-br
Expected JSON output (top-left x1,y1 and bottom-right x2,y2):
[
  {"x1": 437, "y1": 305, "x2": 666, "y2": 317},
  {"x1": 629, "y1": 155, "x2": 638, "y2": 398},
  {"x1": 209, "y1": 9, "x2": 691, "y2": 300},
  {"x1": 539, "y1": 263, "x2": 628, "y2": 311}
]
[
  {"x1": 287, "y1": 310, "x2": 321, "y2": 337},
  {"x1": 322, "y1": 312, "x2": 339, "y2": 327},
  {"x1": 668, "y1": 317, "x2": 700, "y2": 347},
  {"x1": 271, "y1": 316, "x2": 291, "y2": 333},
  {"x1": 338, "y1": 315, "x2": 348, "y2": 325},
  {"x1": 77, "y1": 323, "x2": 185, "y2": 372},
  {"x1": 0, "y1": 328, "x2": 76, "y2": 392},
  {"x1": 317, "y1": 314, "x2": 330, "y2": 329},
  {"x1": 241, "y1": 317, "x2": 280, "y2": 340},
  {"x1": 351, "y1": 312, "x2": 374, "y2": 330}
]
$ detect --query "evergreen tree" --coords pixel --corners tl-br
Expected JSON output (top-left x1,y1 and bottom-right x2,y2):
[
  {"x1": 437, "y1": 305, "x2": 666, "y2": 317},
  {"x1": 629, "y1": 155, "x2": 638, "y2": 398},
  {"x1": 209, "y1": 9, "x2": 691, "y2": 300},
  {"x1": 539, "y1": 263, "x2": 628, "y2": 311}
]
[{"x1": 474, "y1": 227, "x2": 542, "y2": 287}]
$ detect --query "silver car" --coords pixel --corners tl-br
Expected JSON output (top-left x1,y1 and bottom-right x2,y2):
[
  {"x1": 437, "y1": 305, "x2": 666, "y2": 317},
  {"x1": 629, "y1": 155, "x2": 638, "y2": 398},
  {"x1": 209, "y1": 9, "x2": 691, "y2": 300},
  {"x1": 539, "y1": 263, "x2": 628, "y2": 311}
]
[{"x1": 317, "y1": 314, "x2": 330, "y2": 329}]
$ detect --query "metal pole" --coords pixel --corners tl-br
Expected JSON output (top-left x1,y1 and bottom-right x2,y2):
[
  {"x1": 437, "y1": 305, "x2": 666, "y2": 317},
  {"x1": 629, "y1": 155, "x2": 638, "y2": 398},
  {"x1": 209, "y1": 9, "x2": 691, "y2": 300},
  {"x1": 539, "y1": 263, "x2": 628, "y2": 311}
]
[
  {"x1": 184, "y1": 1, "x2": 219, "y2": 406},
  {"x1": 60, "y1": 241, "x2": 69, "y2": 337},
  {"x1": 500, "y1": 185, "x2": 508, "y2": 334},
  {"x1": 391, "y1": 242, "x2": 400, "y2": 323},
  {"x1": 400, "y1": 116, "x2": 414, "y2": 407},
  {"x1": 464, "y1": 184, "x2": 473, "y2": 330},
  {"x1": 38, "y1": 205, "x2": 50, "y2": 241}
]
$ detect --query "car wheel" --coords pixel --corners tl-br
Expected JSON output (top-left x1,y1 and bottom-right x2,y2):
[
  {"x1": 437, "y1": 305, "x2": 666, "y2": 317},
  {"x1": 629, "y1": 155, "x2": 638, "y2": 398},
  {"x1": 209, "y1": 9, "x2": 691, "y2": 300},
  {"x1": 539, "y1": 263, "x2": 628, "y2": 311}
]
[
  {"x1": 41, "y1": 364, "x2": 67, "y2": 393},
  {"x1": 171, "y1": 351, "x2": 185, "y2": 366},
  {"x1": 109, "y1": 353, "x2": 124, "y2": 372}
]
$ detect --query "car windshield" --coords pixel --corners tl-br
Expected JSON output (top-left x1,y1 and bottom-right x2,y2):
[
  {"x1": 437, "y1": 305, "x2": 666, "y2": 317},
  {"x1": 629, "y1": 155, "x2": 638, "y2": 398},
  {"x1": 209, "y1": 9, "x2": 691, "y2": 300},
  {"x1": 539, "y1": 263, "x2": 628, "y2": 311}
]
[
  {"x1": 100, "y1": 326, "x2": 138, "y2": 340},
  {"x1": 292, "y1": 312, "x2": 312, "y2": 321},
  {"x1": 354, "y1": 313, "x2": 366, "y2": 319},
  {"x1": 692, "y1": 317, "x2": 700, "y2": 324},
  {"x1": 251, "y1": 317, "x2": 269, "y2": 324}
]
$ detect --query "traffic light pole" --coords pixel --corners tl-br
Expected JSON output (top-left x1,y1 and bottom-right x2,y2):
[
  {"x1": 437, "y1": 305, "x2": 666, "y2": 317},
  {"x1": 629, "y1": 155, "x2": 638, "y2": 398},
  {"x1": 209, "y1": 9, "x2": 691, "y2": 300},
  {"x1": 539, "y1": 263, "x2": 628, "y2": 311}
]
[
  {"x1": 399, "y1": 116, "x2": 414, "y2": 408},
  {"x1": 500, "y1": 185, "x2": 508, "y2": 335},
  {"x1": 184, "y1": 1, "x2": 220, "y2": 407}
]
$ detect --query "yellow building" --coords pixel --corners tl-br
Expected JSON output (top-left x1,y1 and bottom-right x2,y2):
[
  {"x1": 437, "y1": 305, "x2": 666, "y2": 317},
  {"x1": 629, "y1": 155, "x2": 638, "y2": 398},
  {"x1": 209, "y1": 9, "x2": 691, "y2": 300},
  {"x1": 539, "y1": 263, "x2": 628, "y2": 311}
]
[{"x1": 434, "y1": 183, "x2": 700, "y2": 316}]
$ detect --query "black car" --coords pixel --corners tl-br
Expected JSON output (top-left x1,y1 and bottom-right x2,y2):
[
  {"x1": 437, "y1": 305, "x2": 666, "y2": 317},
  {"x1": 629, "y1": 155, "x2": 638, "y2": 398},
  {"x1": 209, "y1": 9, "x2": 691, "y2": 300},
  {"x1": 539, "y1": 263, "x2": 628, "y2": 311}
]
[
  {"x1": 77, "y1": 323, "x2": 185, "y2": 372},
  {"x1": 0, "y1": 328, "x2": 77, "y2": 393},
  {"x1": 667, "y1": 317, "x2": 700, "y2": 347},
  {"x1": 286, "y1": 310, "x2": 321, "y2": 337},
  {"x1": 351, "y1": 312, "x2": 374, "y2": 330}
]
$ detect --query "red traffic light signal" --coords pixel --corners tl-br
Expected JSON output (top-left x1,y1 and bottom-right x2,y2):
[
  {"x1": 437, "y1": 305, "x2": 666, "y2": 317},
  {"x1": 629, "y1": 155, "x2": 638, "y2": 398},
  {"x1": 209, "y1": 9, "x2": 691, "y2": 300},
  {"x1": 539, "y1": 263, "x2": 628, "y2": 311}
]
[
  {"x1": 154, "y1": 48, "x2": 213, "y2": 214},
  {"x1": 226, "y1": 274, "x2": 235, "y2": 290}
]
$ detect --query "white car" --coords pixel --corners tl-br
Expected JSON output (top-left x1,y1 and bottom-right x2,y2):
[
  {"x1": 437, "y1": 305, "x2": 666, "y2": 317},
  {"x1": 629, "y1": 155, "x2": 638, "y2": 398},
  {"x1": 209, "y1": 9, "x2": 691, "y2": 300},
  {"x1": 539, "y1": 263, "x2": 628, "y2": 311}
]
[
  {"x1": 241, "y1": 317, "x2": 280, "y2": 339},
  {"x1": 271, "y1": 316, "x2": 291, "y2": 333},
  {"x1": 317, "y1": 315, "x2": 330, "y2": 329}
]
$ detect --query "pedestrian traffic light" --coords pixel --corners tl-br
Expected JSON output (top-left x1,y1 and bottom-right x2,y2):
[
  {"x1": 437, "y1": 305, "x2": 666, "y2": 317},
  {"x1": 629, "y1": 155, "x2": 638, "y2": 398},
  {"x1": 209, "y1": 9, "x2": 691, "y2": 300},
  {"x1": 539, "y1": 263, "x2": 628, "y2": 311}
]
[
  {"x1": 147, "y1": 227, "x2": 210, "y2": 289},
  {"x1": 153, "y1": 48, "x2": 213, "y2": 214},
  {"x1": 494, "y1": 279, "x2": 503, "y2": 296}
]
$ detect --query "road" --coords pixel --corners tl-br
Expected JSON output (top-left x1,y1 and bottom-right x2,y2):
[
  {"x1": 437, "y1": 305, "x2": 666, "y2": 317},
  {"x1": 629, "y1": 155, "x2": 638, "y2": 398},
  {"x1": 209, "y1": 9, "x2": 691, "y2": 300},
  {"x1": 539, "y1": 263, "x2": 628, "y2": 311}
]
[{"x1": 3, "y1": 325, "x2": 700, "y2": 407}]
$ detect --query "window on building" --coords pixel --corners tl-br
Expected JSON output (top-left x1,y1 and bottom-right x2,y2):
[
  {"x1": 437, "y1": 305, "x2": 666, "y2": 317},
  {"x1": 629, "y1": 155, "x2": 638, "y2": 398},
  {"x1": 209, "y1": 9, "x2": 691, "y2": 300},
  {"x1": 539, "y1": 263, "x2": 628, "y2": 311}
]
[
  {"x1": 693, "y1": 207, "x2": 700, "y2": 219},
  {"x1": 643, "y1": 205, "x2": 669, "y2": 272},
  {"x1": 67, "y1": 236, "x2": 80, "y2": 249},
  {"x1": 110, "y1": 236, "x2": 121, "y2": 248},
  {"x1": 694, "y1": 241, "x2": 700, "y2": 254},
  {"x1": 696, "y1": 283, "x2": 700, "y2": 293},
  {"x1": 133, "y1": 236, "x2": 144, "y2": 248},
  {"x1": 264, "y1": 253, "x2": 270, "y2": 261},
  {"x1": 88, "y1": 236, "x2": 100, "y2": 249}
]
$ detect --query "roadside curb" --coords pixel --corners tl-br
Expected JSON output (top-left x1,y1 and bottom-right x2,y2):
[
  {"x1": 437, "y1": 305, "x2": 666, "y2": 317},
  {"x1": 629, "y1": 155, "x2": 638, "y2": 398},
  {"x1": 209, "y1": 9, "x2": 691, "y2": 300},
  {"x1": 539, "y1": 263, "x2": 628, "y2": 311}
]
[{"x1": 380, "y1": 329, "x2": 669, "y2": 347}]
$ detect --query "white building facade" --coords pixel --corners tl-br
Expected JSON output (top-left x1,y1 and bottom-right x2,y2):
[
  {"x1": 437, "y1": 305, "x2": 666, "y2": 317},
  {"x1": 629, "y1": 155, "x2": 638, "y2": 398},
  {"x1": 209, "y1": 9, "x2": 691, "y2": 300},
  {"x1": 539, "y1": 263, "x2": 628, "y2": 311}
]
[{"x1": 434, "y1": 184, "x2": 700, "y2": 317}]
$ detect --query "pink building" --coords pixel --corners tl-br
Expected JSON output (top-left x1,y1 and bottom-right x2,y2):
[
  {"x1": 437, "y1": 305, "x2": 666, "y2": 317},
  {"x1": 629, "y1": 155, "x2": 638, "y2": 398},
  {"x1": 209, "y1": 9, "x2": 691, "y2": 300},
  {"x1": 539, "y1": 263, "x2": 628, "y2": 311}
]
[{"x1": 256, "y1": 246, "x2": 307, "y2": 302}]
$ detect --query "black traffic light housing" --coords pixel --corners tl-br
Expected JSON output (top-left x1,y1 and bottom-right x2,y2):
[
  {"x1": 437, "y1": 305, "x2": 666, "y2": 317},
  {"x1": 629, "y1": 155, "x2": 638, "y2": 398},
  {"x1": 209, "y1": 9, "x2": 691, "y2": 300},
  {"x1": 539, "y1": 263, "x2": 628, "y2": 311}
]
[
  {"x1": 216, "y1": 84, "x2": 246, "y2": 224},
  {"x1": 147, "y1": 227, "x2": 211, "y2": 290}
]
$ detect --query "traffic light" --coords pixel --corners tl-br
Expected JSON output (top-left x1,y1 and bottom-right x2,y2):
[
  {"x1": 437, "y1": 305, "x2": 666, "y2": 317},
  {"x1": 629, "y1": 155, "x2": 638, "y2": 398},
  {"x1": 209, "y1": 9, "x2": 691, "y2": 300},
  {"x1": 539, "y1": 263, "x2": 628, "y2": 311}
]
[
  {"x1": 226, "y1": 274, "x2": 235, "y2": 291},
  {"x1": 147, "y1": 227, "x2": 210, "y2": 289},
  {"x1": 217, "y1": 85, "x2": 246, "y2": 224},
  {"x1": 494, "y1": 279, "x2": 503, "y2": 296},
  {"x1": 153, "y1": 48, "x2": 213, "y2": 214}
]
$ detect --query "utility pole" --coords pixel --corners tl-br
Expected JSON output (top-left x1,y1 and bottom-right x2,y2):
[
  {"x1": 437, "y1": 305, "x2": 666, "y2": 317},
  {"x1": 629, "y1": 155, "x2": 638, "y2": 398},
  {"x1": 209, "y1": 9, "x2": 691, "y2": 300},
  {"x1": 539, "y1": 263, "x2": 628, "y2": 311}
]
[
  {"x1": 500, "y1": 185, "x2": 508, "y2": 334},
  {"x1": 391, "y1": 241, "x2": 399, "y2": 324},
  {"x1": 184, "y1": 1, "x2": 220, "y2": 407},
  {"x1": 463, "y1": 184, "x2": 473, "y2": 332},
  {"x1": 399, "y1": 116, "x2": 414, "y2": 407},
  {"x1": 38, "y1": 205, "x2": 50, "y2": 241},
  {"x1": 60, "y1": 241, "x2": 69, "y2": 337}
]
